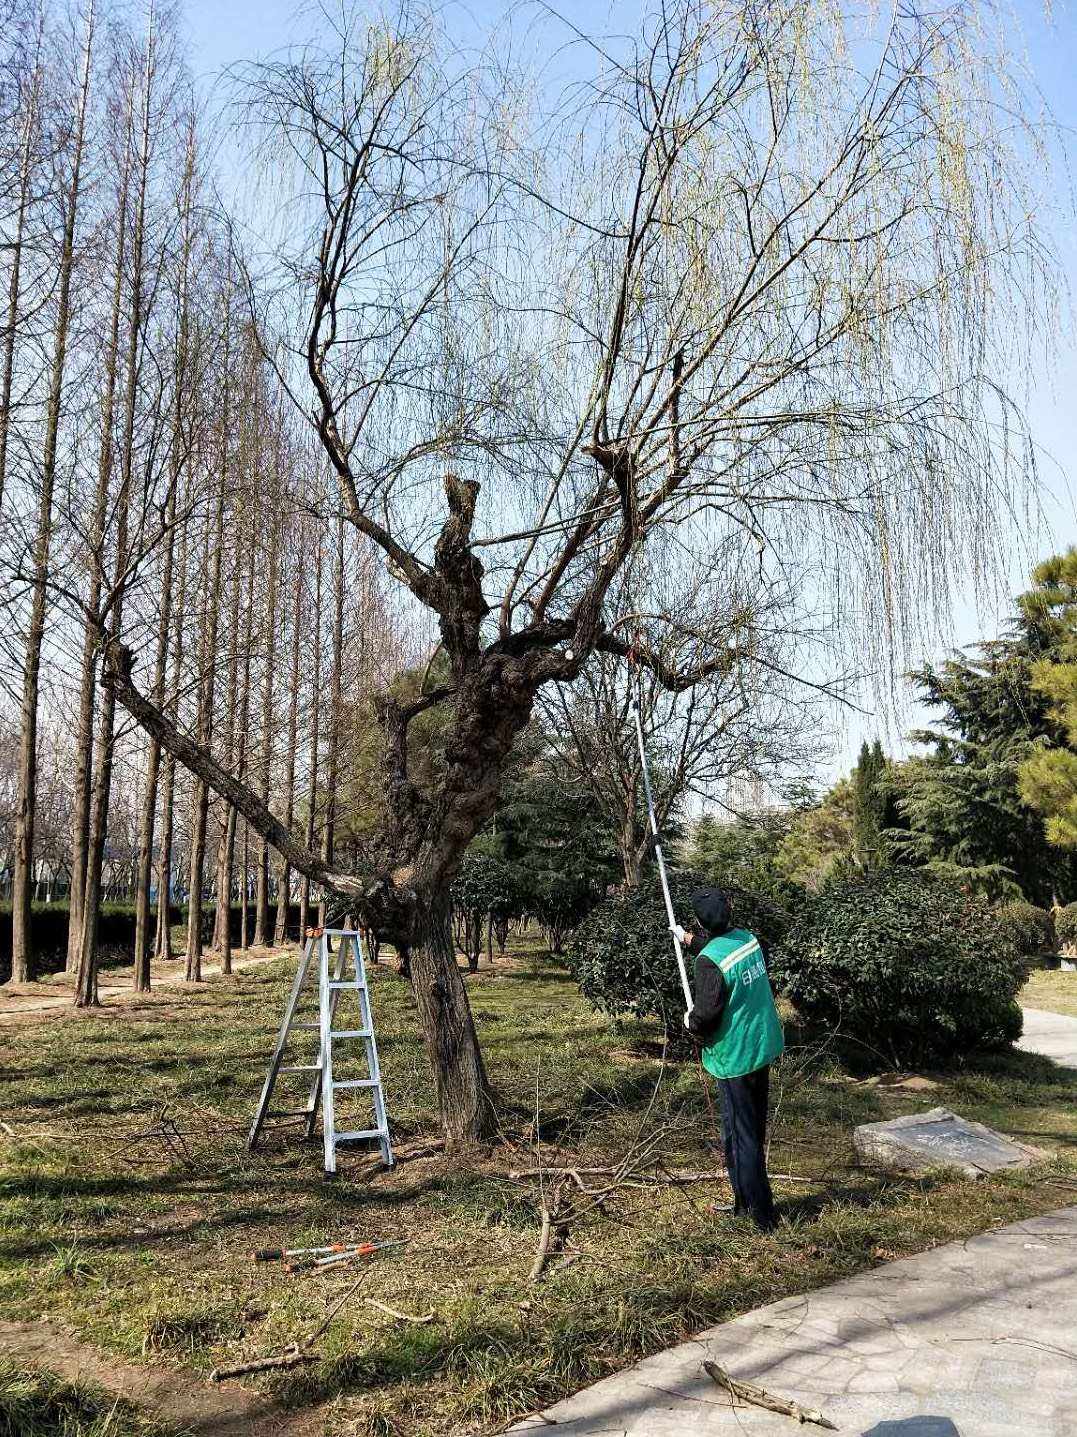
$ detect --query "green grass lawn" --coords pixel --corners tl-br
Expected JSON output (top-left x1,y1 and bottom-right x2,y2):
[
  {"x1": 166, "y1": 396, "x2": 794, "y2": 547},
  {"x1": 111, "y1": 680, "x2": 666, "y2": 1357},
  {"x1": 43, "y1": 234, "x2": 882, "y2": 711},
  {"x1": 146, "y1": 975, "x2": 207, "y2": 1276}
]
[
  {"x1": 2, "y1": 941, "x2": 1076, "y2": 1436},
  {"x1": 1021, "y1": 966, "x2": 1077, "y2": 1016}
]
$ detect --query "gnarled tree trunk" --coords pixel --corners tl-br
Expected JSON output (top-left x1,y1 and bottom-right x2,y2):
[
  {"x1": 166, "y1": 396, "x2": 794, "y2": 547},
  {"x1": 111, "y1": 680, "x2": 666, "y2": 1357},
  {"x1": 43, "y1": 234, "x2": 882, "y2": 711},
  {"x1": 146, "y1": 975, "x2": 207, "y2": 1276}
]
[{"x1": 407, "y1": 885, "x2": 492, "y2": 1143}]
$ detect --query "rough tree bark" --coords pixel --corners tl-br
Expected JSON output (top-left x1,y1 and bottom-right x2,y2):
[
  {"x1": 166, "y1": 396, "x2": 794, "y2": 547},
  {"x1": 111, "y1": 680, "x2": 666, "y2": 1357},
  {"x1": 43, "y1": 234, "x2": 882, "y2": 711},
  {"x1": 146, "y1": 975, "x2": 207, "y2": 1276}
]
[
  {"x1": 133, "y1": 125, "x2": 196, "y2": 989},
  {"x1": 252, "y1": 502, "x2": 281, "y2": 946},
  {"x1": 105, "y1": 465, "x2": 579, "y2": 1140},
  {"x1": 132, "y1": 473, "x2": 178, "y2": 990},
  {"x1": 273, "y1": 527, "x2": 304, "y2": 945},
  {"x1": 211, "y1": 503, "x2": 245, "y2": 973},
  {"x1": 298, "y1": 534, "x2": 323, "y2": 938},
  {"x1": 317, "y1": 513, "x2": 345, "y2": 928},
  {"x1": 154, "y1": 494, "x2": 189, "y2": 961},
  {"x1": 10, "y1": 2, "x2": 94, "y2": 985},
  {"x1": 66, "y1": 80, "x2": 133, "y2": 976},
  {"x1": 229, "y1": 492, "x2": 258, "y2": 957},
  {"x1": 0, "y1": 25, "x2": 41, "y2": 516},
  {"x1": 183, "y1": 466, "x2": 226, "y2": 982},
  {"x1": 77, "y1": 10, "x2": 153, "y2": 1008}
]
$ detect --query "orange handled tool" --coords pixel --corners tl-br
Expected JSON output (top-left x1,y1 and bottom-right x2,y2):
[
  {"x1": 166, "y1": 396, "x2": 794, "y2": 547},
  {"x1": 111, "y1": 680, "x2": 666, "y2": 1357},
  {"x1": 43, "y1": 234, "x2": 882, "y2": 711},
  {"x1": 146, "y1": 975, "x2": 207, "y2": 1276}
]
[
  {"x1": 285, "y1": 1240, "x2": 405, "y2": 1274},
  {"x1": 253, "y1": 1243, "x2": 354, "y2": 1262}
]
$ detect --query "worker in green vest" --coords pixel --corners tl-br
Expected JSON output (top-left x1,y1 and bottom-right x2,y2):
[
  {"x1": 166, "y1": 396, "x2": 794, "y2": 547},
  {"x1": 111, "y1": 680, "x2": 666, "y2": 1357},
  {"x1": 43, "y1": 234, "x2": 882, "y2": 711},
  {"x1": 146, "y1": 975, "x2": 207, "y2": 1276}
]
[{"x1": 672, "y1": 887, "x2": 784, "y2": 1230}]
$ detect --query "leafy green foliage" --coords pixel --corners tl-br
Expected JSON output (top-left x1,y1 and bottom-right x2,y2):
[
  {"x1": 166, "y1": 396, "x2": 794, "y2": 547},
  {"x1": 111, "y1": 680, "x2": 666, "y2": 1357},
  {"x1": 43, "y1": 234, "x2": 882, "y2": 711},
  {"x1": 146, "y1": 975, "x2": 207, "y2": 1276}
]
[
  {"x1": 852, "y1": 739, "x2": 899, "y2": 867},
  {"x1": 772, "y1": 871, "x2": 1027, "y2": 1066},
  {"x1": 472, "y1": 729, "x2": 620, "y2": 945},
  {"x1": 566, "y1": 870, "x2": 789, "y2": 1029},
  {"x1": 995, "y1": 900, "x2": 1055, "y2": 959},
  {"x1": 1016, "y1": 548, "x2": 1077, "y2": 848},
  {"x1": 687, "y1": 812, "x2": 803, "y2": 905},
  {"x1": 772, "y1": 779, "x2": 857, "y2": 891},
  {"x1": 451, "y1": 852, "x2": 524, "y2": 921},
  {"x1": 337, "y1": 652, "x2": 456, "y2": 866},
  {"x1": 895, "y1": 551, "x2": 1077, "y2": 903},
  {"x1": 1054, "y1": 902, "x2": 1077, "y2": 952},
  {"x1": 691, "y1": 780, "x2": 867, "y2": 898}
]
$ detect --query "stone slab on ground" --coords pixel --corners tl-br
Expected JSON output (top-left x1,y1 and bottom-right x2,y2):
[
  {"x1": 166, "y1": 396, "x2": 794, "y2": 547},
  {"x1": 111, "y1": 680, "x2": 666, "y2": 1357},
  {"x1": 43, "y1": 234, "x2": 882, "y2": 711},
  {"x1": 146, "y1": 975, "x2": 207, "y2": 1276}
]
[
  {"x1": 509, "y1": 1205, "x2": 1077, "y2": 1437},
  {"x1": 852, "y1": 1107, "x2": 1044, "y2": 1179},
  {"x1": 1018, "y1": 1006, "x2": 1077, "y2": 1068}
]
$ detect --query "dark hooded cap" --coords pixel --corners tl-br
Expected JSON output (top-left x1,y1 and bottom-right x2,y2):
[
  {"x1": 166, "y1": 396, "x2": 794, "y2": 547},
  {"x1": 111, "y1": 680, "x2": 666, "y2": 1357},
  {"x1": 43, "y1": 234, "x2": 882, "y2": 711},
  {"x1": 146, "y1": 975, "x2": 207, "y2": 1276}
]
[{"x1": 691, "y1": 887, "x2": 732, "y2": 936}]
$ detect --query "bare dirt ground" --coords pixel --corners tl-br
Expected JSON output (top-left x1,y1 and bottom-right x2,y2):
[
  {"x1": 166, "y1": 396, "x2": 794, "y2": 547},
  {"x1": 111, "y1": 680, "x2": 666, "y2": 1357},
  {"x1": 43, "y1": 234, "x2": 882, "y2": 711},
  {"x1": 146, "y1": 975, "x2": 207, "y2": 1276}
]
[
  {"x1": 0, "y1": 1318, "x2": 324, "y2": 1435},
  {"x1": 0, "y1": 947, "x2": 291, "y2": 1025}
]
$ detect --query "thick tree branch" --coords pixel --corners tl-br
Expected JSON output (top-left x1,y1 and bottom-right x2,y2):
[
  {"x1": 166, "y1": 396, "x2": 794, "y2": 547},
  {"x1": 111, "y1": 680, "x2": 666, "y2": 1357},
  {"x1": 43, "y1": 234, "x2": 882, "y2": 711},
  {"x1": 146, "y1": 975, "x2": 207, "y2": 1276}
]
[
  {"x1": 594, "y1": 629, "x2": 744, "y2": 692},
  {"x1": 433, "y1": 473, "x2": 489, "y2": 662},
  {"x1": 101, "y1": 638, "x2": 370, "y2": 900}
]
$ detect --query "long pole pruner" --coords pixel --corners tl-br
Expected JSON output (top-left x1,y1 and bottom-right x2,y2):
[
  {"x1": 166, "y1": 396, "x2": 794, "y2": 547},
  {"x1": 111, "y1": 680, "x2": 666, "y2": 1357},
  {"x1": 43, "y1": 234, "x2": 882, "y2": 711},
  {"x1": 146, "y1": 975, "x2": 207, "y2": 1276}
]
[{"x1": 628, "y1": 654, "x2": 692, "y2": 1015}]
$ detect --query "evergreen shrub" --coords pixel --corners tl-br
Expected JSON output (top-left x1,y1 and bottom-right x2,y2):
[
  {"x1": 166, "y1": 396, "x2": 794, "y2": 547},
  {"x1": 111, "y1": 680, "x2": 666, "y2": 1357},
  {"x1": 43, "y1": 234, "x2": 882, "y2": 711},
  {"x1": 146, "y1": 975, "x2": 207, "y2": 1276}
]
[
  {"x1": 565, "y1": 871, "x2": 789, "y2": 1029},
  {"x1": 771, "y1": 870, "x2": 1026, "y2": 1065},
  {"x1": 1054, "y1": 902, "x2": 1077, "y2": 952},
  {"x1": 0, "y1": 901, "x2": 181, "y2": 981},
  {"x1": 995, "y1": 899, "x2": 1054, "y2": 959}
]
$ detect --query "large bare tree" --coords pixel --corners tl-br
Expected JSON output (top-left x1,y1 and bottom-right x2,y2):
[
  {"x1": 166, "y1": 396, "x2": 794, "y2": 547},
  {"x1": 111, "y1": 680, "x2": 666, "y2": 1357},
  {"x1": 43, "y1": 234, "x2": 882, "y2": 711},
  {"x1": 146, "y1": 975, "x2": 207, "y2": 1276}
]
[{"x1": 101, "y1": 0, "x2": 1051, "y2": 1141}]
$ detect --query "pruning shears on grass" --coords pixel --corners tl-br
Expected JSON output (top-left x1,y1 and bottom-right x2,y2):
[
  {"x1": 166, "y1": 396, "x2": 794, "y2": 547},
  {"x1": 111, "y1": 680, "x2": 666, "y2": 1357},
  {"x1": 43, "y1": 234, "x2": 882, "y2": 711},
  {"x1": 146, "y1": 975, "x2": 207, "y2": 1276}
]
[{"x1": 251, "y1": 1240, "x2": 405, "y2": 1275}]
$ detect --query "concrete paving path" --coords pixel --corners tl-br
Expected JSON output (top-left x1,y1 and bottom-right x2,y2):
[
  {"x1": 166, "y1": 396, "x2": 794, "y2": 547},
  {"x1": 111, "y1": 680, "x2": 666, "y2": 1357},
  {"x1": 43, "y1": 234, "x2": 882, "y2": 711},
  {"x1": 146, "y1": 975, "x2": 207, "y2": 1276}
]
[
  {"x1": 1018, "y1": 1006, "x2": 1077, "y2": 1068},
  {"x1": 0, "y1": 948, "x2": 286, "y2": 1022},
  {"x1": 510, "y1": 1206, "x2": 1077, "y2": 1437}
]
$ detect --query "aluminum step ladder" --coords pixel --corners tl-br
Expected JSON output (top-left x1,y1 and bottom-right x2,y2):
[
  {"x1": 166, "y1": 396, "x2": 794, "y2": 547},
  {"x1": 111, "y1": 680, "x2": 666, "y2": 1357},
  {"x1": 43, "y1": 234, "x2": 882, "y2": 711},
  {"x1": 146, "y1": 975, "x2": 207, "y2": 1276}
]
[{"x1": 248, "y1": 927, "x2": 393, "y2": 1174}]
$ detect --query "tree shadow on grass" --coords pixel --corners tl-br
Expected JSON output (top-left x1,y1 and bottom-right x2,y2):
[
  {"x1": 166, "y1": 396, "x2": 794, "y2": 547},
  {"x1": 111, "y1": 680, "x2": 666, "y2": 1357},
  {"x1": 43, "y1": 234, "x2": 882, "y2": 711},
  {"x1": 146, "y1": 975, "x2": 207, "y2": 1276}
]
[
  {"x1": 494, "y1": 1065, "x2": 679, "y2": 1141},
  {"x1": 776, "y1": 1173, "x2": 931, "y2": 1225},
  {"x1": 269, "y1": 1307, "x2": 526, "y2": 1408},
  {"x1": 1, "y1": 1200, "x2": 297, "y2": 1262}
]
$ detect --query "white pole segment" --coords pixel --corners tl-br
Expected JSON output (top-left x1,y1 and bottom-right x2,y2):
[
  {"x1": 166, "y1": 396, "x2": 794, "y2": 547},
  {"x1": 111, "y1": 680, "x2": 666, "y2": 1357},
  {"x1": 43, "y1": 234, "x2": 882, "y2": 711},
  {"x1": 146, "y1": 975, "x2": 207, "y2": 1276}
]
[{"x1": 630, "y1": 698, "x2": 693, "y2": 1012}]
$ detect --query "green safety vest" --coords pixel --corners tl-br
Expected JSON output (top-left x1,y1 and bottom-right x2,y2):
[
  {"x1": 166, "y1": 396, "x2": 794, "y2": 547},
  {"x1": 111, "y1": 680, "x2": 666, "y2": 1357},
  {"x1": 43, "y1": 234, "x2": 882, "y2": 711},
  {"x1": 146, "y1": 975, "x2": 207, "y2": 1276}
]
[{"x1": 699, "y1": 928, "x2": 784, "y2": 1080}]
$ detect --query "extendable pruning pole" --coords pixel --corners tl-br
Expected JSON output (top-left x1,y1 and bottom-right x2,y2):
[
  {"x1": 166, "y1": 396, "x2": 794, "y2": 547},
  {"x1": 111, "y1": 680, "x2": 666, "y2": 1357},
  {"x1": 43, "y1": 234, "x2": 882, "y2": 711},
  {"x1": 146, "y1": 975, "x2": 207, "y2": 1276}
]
[{"x1": 629, "y1": 693, "x2": 693, "y2": 1014}]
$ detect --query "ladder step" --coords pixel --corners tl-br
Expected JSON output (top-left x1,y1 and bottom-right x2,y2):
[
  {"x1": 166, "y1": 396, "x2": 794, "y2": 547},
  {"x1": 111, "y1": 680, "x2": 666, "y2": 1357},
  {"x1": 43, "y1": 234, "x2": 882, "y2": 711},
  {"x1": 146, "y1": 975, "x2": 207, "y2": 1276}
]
[
  {"x1": 332, "y1": 1078, "x2": 378, "y2": 1090},
  {"x1": 333, "y1": 1129, "x2": 386, "y2": 1144},
  {"x1": 293, "y1": 1022, "x2": 319, "y2": 1030},
  {"x1": 280, "y1": 1064, "x2": 321, "y2": 1073},
  {"x1": 331, "y1": 1029, "x2": 372, "y2": 1039},
  {"x1": 266, "y1": 1108, "x2": 311, "y2": 1118},
  {"x1": 328, "y1": 980, "x2": 366, "y2": 991}
]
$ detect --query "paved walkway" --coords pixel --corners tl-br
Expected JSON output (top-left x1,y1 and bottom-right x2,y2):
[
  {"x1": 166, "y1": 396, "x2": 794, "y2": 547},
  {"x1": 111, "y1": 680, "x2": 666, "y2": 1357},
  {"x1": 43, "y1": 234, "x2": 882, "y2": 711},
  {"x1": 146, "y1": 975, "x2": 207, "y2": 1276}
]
[
  {"x1": 0, "y1": 949, "x2": 286, "y2": 1021},
  {"x1": 1018, "y1": 1007, "x2": 1077, "y2": 1068},
  {"x1": 510, "y1": 1206, "x2": 1077, "y2": 1436}
]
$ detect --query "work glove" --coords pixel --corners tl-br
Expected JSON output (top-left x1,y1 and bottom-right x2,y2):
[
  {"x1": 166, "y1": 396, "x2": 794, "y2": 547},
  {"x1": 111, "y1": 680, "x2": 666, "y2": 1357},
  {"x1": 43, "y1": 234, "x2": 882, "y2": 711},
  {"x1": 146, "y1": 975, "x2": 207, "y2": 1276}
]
[{"x1": 670, "y1": 923, "x2": 688, "y2": 945}]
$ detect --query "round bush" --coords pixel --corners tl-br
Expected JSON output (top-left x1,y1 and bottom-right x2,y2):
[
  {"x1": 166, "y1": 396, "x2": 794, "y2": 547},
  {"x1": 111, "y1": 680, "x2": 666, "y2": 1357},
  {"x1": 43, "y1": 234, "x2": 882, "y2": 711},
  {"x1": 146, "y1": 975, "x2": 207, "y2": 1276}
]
[
  {"x1": 565, "y1": 870, "x2": 789, "y2": 1030},
  {"x1": 1055, "y1": 902, "x2": 1077, "y2": 953},
  {"x1": 995, "y1": 900, "x2": 1055, "y2": 959},
  {"x1": 451, "y1": 852, "x2": 524, "y2": 921},
  {"x1": 771, "y1": 870, "x2": 1026, "y2": 1066}
]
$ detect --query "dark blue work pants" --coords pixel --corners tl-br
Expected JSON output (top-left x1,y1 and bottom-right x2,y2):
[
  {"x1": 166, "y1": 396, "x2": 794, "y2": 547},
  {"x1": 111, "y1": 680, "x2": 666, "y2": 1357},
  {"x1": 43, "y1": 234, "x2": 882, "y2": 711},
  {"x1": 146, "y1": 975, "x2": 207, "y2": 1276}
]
[{"x1": 718, "y1": 1064, "x2": 777, "y2": 1230}]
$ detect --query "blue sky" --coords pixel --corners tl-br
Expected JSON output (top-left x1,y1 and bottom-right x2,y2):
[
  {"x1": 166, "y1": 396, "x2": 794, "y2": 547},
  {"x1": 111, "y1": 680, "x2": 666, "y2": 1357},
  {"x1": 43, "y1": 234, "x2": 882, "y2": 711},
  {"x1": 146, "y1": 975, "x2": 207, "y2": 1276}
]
[{"x1": 182, "y1": 0, "x2": 1077, "y2": 778}]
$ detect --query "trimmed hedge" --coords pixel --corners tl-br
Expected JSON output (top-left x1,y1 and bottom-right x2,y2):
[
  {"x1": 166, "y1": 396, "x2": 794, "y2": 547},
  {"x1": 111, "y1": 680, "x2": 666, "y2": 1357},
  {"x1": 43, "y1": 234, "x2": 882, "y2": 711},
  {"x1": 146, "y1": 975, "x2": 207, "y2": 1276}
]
[
  {"x1": 1055, "y1": 902, "x2": 1077, "y2": 952},
  {"x1": 771, "y1": 870, "x2": 1026, "y2": 1066},
  {"x1": 0, "y1": 902, "x2": 180, "y2": 981},
  {"x1": 0, "y1": 900, "x2": 302, "y2": 981},
  {"x1": 995, "y1": 900, "x2": 1054, "y2": 959},
  {"x1": 565, "y1": 870, "x2": 789, "y2": 1031}
]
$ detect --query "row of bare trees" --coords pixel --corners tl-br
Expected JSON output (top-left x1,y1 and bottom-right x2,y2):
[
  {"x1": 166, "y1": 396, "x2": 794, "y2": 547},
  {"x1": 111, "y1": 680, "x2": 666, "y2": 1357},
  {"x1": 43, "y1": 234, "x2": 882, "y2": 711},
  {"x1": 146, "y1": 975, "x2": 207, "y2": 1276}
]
[{"x1": 0, "y1": 0, "x2": 409, "y2": 999}]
